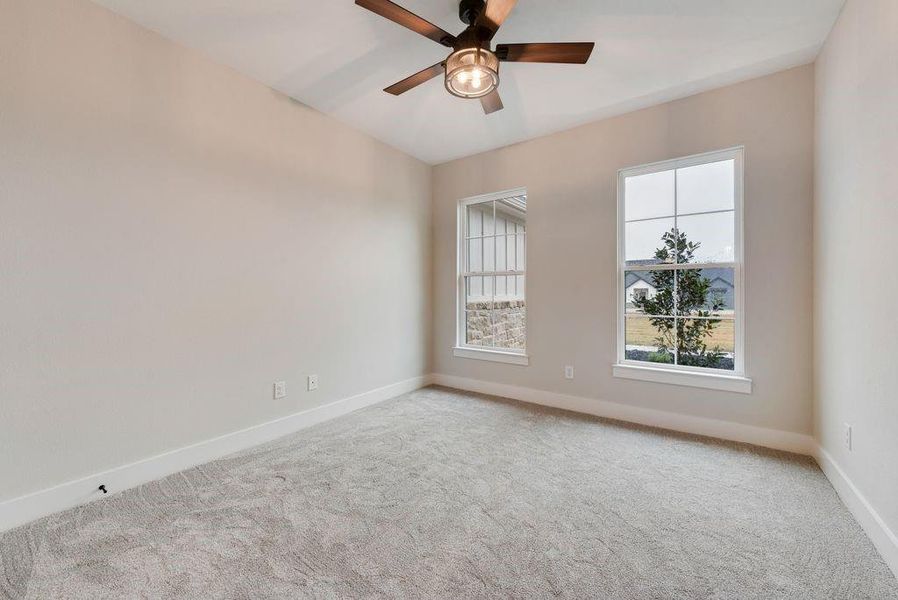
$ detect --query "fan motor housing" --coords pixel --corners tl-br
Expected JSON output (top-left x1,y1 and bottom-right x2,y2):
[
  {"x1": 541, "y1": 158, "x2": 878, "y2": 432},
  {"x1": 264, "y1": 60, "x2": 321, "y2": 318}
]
[
  {"x1": 459, "y1": 0, "x2": 486, "y2": 25},
  {"x1": 453, "y1": 26, "x2": 488, "y2": 52}
]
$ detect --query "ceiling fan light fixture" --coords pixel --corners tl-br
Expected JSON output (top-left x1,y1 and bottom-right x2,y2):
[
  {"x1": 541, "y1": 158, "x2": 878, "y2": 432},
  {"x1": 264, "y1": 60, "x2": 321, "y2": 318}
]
[
  {"x1": 445, "y1": 47, "x2": 499, "y2": 99},
  {"x1": 357, "y1": 0, "x2": 595, "y2": 114}
]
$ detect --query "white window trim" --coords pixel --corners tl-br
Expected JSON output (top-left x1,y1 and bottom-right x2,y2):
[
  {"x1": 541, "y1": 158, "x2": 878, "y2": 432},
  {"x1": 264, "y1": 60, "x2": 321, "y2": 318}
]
[
  {"x1": 612, "y1": 364, "x2": 752, "y2": 394},
  {"x1": 614, "y1": 147, "x2": 751, "y2": 393},
  {"x1": 455, "y1": 187, "x2": 529, "y2": 365},
  {"x1": 453, "y1": 346, "x2": 529, "y2": 365}
]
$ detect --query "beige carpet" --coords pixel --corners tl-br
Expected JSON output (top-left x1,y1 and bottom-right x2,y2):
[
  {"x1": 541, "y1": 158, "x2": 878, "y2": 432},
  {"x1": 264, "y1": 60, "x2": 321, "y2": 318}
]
[{"x1": 1, "y1": 386, "x2": 896, "y2": 599}]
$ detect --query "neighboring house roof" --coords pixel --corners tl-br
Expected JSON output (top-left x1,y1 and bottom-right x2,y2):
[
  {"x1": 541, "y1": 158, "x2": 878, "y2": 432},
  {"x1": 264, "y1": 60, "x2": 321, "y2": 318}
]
[
  {"x1": 626, "y1": 261, "x2": 734, "y2": 289},
  {"x1": 707, "y1": 276, "x2": 733, "y2": 289},
  {"x1": 625, "y1": 272, "x2": 655, "y2": 288}
]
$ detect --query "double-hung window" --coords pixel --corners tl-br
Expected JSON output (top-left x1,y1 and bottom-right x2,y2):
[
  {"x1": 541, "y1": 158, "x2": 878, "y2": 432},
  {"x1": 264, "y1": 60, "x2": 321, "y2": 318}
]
[
  {"x1": 455, "y1": 189, "x2": 528, "y2": 365},
  {"x1": 615, "y1": 148, "x2": 750, "y2": 393}
]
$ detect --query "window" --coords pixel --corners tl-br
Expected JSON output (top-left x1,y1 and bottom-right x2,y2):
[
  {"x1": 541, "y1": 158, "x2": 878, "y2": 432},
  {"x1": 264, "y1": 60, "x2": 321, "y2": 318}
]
[
  {"x1": 615, "y1": 148, "x2": 750, "y2": 392},
  {"x1": 455, "y1": 189, "x2": 527, "y2": 365}
]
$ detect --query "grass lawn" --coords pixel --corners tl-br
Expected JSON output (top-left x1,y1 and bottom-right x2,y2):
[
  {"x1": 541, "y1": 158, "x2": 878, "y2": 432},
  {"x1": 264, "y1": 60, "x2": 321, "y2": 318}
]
[{"x1": 625, "y1": 315, "x2": 735, "y2": 352}]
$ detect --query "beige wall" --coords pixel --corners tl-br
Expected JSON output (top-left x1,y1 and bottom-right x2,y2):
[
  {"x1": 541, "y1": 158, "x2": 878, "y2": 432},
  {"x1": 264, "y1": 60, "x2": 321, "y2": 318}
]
[
  {"x1": 0, "y1": 0, "x2": 431, "y2": 502},
  {"x1": 433, "y1": 65, "x2": 815, "y2": 434},
  {"x1": 7, "y1": 0, "x2": 879, "y2": 534},
  {"x1": 814, "y1": 0, "x2": 898, "y2": 540}
]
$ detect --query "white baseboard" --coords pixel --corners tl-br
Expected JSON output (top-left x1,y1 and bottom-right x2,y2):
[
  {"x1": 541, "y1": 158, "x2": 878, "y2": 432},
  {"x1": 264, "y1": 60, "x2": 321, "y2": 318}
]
[
  {"x1": 6, "y1": 372, "x2": 895, "y2": 581},
  {"x1": 431, "y1": 374, "x2": 897, "y2": 578},
  {"x1": 0, "y1": 375, "x2": 431, "y2": 533},
  {"x1": 430, "y1": 373, "x2": 816, "y2": 455},
  {"x1": 815, "y1": 446, "x2": 898, "y2": 578}
]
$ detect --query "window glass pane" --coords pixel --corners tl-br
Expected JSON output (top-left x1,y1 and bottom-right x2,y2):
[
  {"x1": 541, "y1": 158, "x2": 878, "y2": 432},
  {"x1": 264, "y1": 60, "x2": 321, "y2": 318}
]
[
  {"x1": 465, "y1": 310, "x2": 491, "y2": 347},
  {"x1": 676, "y1": 159, "x2": 734, "y2": 215},
  {"x1": 676, "y1": 318, "x2": 735, "y2": 371},
  {"x1": 620, "y1": 152, "x2": 740, "y2": 375},
  {"x1": 495, "y1": 274, "x2": 508, "y2": 298},
  {"x1": 483, "y1": 236, "x2": 495, "y2": 272},
  {"x1": 496, "y1": 234, "x2": 508, "y2": 271},
  {"x1": 466, "y1": 204, "x2": 484, "y2": 237},
  {"x1": 493, "y1": 300, "x2": 526, "y2": 350},
  {"x1": 675, "y1": 211, "x2": 734, "y2": 263},
  {"x1": 625, "y1": 270, "x2": 673, "y2": 315},
  {"x1": 483, "y1": 274, "x2": 494, "y2": 298},
  {"x1": 625, "y1": 170, "x2": 675, "y2": 221},
  {"x1": 465, "y1": 275, "x2": 496, "y2": 304},
  {"x1": 625, "y1": 218, "x2": 675, "y2": 266},
  {"x1": 482, "y1": 202, "x2": 495, "y2": 235},
  {"x1": 625, "y1": 317, "x2": 675, "y2": 365},
  {"x1": 495, "y1": 213, "x2": 519, "y2": 235},
  {"x1": 675, "y1": 268, "x2": 735, "y2": 316},
  {"x1": 466, "y1": 238, "x2": 482, "y2": 272},
  {"x1": 505, "y1": 235, "x2": 517, "y2": 271},
  {"x1": 460, "y1": 193, "x2": 526, "y2": 352},
  {"x1": 465, "y1": 276, "x2": 485, "y2": 302}
]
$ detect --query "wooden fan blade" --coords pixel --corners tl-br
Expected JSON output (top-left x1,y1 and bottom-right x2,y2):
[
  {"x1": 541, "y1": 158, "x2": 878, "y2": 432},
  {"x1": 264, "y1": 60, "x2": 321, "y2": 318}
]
[
  {"x1": 356, "y1": 0, "x2": 456, "y2": 47},
  {"x1": 384, "y1": 62, "x2": 445, "y2": 95},
  {"x1": 496, "y1": 42, "x2": 595, "y2": 64},
  {"x1": 475, "y1": 0, "x2": 517, "y2": 37},
  {"x1": 480, "y1": 90, "x2": 504, "y2": 114}
]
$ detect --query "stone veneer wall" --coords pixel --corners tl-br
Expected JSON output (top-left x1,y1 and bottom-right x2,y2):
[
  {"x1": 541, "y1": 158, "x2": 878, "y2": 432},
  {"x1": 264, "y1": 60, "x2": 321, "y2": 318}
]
[{"x1": 465, "y1": 300, "x2": 526, "y2": 350}]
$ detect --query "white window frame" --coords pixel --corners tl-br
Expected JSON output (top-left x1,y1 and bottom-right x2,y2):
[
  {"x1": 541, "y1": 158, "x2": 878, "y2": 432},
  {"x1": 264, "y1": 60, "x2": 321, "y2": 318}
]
[
  {"x1": 454, "y1": 187, "x2": 529, "y2": 366},
  {"x1": 613, "y1": 147, "x2": 752, "y2": 394}
]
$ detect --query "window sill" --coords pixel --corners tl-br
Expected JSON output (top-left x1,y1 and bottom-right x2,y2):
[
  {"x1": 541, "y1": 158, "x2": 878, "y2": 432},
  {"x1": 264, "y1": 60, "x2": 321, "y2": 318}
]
[
  {"x1": 453, "y1": 347, "x2": 529, "y2": 366},
  {"x1": 612, "y1": 363, "x2": 752, "y2": 394}
]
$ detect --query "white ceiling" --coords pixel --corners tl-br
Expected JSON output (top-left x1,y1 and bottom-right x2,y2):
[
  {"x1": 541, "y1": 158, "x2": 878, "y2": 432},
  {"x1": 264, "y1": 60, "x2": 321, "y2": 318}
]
[{"x1": 93, "y1": 0, "x2": 844, "y2": 164}]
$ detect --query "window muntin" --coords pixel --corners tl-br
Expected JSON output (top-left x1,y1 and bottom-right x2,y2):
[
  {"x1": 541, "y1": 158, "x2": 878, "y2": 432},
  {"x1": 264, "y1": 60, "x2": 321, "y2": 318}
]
[
  {"x1": 618, "y1": 149, "x2": 743, "y2": 375},
  {"x1": 458, "y1": 190, "x2": 527, "y2": 354}
]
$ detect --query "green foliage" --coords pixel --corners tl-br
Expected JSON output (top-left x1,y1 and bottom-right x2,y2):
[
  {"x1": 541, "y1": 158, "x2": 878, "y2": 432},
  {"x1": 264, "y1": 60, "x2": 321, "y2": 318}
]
[
  {"x1": 632, "y1": 229, "x2": 726, "y2": 368},
  {"x1": 647, "y1": 351, "x2": 674, "y2": 364}
]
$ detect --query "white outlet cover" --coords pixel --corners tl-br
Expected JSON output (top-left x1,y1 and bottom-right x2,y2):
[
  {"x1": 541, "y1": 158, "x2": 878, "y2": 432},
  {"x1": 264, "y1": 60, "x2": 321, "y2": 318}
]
[
  {"x1": 565, "y1": 366, "x2": 575, "y2": 380},
  {"x1": 274, "y1": 381, "x2": 287, "y2": 399},
  {"x1": 307, "y1": 375, "x2": 319, "y2": 391},
  {"x1": 844, "y1": 423, "x2": 852, "y2": 451}
]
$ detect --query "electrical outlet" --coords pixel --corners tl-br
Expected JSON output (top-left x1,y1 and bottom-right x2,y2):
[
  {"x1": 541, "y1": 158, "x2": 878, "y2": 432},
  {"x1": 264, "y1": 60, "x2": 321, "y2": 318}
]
[
  {"x1": 564, "y1": 365, "x2": 574, "y2": 380},
  {"x1": 273, "y1": 381, "x2": 287, "y2": 399},
  {"x1": 307, "y1": 374, "x2": 319, "y2": 391},
  {"x1": 843, "y1": 423, "x2": 852, "y2": 451}
]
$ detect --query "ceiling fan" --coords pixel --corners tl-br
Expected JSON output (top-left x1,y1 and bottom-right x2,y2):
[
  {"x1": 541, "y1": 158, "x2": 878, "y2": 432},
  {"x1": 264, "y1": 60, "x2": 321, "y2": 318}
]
[{"x1": 355, "y1": 0, "x2": 595, "y2": 114}]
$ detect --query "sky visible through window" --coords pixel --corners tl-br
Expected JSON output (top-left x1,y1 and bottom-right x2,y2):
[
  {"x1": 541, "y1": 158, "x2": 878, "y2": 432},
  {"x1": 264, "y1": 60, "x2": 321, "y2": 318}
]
[{"x1": 625, "y1": 160, "x2": 735, "y2": 265}]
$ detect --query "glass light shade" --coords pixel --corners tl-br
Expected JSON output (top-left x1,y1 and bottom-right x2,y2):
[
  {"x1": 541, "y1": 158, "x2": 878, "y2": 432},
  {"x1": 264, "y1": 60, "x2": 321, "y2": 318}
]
[{"x1": 445, "y1": 47, "x2": 499, "y2": 99}]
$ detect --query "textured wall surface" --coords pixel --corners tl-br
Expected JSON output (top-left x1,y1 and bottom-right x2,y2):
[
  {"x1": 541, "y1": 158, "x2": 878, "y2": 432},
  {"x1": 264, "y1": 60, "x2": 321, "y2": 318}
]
[
  {"x1": 0, "y1": 0, "x2": 431, "y2": 502},
  {"x1": 465, "y1": 301, "x2": 526, "y2": 350},
  {"x1": 433, "y1": 65, "x2": 815, "y2": 434},
  {"x1": 814, "y1": 0, "x2": 898, "y2": 552}
]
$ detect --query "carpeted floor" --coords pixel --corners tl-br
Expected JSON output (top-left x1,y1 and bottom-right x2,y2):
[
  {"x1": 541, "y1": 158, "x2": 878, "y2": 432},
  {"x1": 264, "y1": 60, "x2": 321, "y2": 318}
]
[{"x1": 1, "y1": 386, "x2": 896, "y2": 599}]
